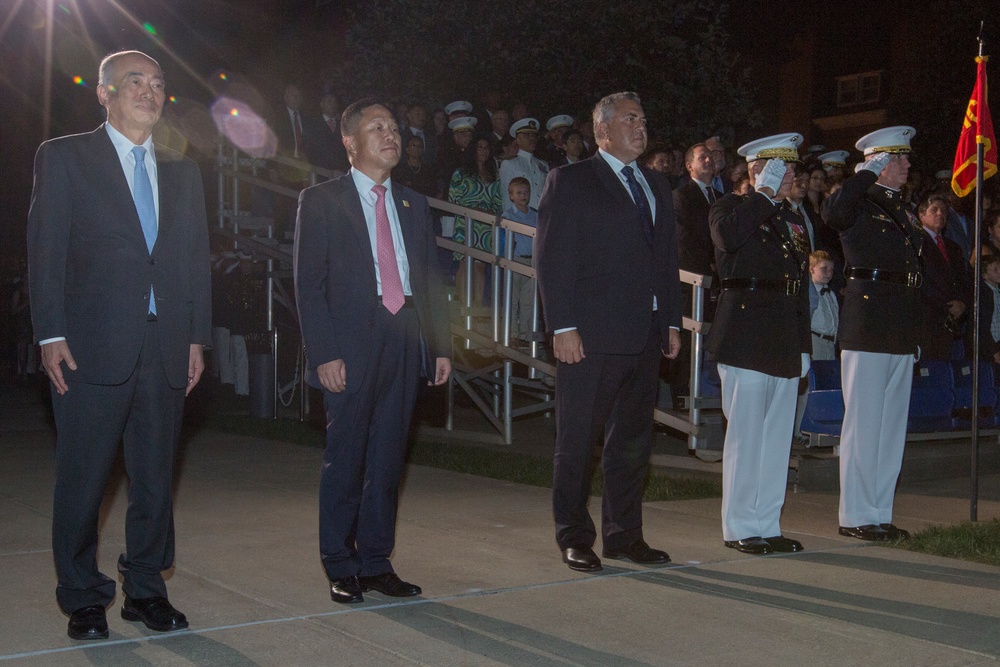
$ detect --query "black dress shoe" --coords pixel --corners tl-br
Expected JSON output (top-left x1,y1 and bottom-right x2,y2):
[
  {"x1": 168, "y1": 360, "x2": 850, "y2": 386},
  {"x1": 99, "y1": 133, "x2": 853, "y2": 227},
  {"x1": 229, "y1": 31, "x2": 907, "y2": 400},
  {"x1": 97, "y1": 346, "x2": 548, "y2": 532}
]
[
  {"x1": 603, "y1": 539, "x2": 671, "y2": 564},
  {"x1": 68, "y1": 605, "x2": 109, "y2": 640},
  {"x1": 879, "y1": 523, "x2": 911, "y2": 540},
  {"x1": 724, "y1": 537, "x2": 773, "y2": 555},
  {"x1": 562, "y1": 546, "x2": 603, "y2": 572},
  {"x1": 764, "y1": 536, "x2": 804, "y2": 552},
  {"x1": 330, "y1": 576, "x2": 364, "y2": 604},
  {"x1": 839, "y1": 524, "x2": 889, "y2": 541},
  {"x1": 359, "y1": 572, "x2": 421, "y2": 597},
  {"x1": 121, "y1": 596, "x2": 188, "y2": 632}
]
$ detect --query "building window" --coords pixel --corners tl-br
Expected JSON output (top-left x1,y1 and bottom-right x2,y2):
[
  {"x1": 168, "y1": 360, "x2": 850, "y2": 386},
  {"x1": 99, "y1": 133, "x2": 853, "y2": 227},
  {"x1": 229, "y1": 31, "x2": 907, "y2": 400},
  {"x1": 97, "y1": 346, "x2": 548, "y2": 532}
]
[{"x1": 836, "y1": 71, "x2": 882, "y2": 108}]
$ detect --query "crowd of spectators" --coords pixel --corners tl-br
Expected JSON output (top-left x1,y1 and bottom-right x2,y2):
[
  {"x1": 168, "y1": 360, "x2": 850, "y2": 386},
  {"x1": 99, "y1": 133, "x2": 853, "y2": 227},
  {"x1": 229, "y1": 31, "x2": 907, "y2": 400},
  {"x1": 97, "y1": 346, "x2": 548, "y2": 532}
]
[{"x1": 259, "y1": 81, "x2": 1000, "y2": 369}]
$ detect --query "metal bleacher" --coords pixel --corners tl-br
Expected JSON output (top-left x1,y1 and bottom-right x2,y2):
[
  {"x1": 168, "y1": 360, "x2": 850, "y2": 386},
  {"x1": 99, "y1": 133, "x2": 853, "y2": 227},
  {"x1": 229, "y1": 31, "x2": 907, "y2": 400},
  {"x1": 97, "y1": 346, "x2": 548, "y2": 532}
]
[{"x1": 211, "y1": 141, "x2": 726, "y2": 457}]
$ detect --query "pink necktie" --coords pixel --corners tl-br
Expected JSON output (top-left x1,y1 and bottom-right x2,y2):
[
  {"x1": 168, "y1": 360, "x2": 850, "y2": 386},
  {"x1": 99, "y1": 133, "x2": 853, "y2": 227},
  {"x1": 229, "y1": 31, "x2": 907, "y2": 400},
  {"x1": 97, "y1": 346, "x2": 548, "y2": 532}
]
[{"x1": 372, "y1": 184, "x2": 405, "y2": 314}]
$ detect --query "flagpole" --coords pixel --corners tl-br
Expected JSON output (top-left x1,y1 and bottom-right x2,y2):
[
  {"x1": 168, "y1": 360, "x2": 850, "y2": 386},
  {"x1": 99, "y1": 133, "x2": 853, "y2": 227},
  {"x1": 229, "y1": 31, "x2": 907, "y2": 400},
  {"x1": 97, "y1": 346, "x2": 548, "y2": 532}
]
[{"x1": 971, "y1": 24, "x2": 986, "y2": 522}]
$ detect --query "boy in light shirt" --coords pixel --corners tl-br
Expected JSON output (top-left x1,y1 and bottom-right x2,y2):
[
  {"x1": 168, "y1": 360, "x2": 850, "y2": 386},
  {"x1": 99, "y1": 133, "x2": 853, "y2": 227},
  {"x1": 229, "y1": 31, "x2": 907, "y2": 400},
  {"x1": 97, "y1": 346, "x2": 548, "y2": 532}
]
[
  {"x1": 809, "y1": 250, "x2": 839, "y2": 360},
  {"x1": 502, "y1": 177, "x2": 538, "y2": 344},
  {"x1": 794, "y1": 251, "x2": 839, "y2": 444}
]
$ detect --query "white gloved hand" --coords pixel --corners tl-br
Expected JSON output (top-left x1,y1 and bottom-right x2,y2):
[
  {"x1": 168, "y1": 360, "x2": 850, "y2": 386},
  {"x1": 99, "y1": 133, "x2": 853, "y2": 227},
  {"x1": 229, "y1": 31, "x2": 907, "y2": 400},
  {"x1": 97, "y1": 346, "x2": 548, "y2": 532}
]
[
  {"x1": 755, "y1": 158, "x2": 786, "y2": 197},
  {"x1": 800, "y1": 352, "x2": 811, "y2": 378},
  {"x1": 861, "y1": 152, "x2": 891, "y2": 176}
]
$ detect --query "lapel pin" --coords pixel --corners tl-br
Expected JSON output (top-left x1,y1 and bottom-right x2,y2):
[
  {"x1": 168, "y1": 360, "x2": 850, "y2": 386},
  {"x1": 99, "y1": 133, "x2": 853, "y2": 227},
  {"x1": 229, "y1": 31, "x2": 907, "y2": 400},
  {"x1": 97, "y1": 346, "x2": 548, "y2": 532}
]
[{"x1": 402, "y1": 200, "x2": 410, "y2": 207}]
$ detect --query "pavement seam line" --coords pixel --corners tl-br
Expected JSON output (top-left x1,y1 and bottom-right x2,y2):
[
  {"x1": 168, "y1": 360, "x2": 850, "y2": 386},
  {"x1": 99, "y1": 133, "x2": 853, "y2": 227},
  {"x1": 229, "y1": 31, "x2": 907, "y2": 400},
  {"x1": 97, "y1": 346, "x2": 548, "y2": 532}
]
[{"x1": 0, "y1": 543, "x2": 877, "y2": 661}]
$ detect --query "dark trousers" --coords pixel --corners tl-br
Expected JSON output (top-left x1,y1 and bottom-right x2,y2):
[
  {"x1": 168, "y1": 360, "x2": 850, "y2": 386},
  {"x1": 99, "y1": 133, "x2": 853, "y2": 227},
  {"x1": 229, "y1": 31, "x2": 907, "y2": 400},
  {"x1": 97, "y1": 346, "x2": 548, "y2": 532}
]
[
  {"x1": 552, "y1": 318, "x2": 661, "y2": 551},
  {"x1": 51, "y1": 321, "x2": 185, "y2": 613},
  {"x1": 319, "y1": 305, "x2": 421, "y2": 580}
]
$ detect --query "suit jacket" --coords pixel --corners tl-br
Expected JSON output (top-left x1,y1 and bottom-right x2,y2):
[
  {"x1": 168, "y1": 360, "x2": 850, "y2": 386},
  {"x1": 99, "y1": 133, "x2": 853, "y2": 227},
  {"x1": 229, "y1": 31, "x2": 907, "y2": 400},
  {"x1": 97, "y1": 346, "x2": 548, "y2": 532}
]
[
  {"x1": 673, "y1": 178, "x2": 718, "y2": 276},
  {"x1": 304, "y1": 115, "x2": 350, "y2": 173},
  {"x1": 293, "y1": 173, "x2": 451, "y2": 392},
  {"x1": 27, "y1": 125, "x2": 212, "y2": 388},
  {"x1": 825, "y1": 171, "x2": 923, "y2": 355},
  {"x1": 944, "y1": 208, "x2": 973, "y2": 264},
  {"x1": 535, "y1": 154, "x2": 682, "y2": 355},
  {"x1": 920, "y1": 230, "x2": 970, "y2": 317},
  {"x1": 706, "y1": 192, "x2": 811, "y2": 378},
  {"x1": 919, "y1": 229, "x2": 971, "y2": 359}
]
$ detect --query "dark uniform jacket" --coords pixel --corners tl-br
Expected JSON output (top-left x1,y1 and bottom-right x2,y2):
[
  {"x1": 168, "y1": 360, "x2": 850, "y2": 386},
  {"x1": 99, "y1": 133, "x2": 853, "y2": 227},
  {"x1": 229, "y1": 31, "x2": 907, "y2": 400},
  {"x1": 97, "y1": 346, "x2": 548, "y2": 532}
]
[
  {"x1": 825, "y1": 170, "x2": 922, "y2": 355},
  {"x1": 706, "y1": 190, "x2": 811, "y2": 378}
]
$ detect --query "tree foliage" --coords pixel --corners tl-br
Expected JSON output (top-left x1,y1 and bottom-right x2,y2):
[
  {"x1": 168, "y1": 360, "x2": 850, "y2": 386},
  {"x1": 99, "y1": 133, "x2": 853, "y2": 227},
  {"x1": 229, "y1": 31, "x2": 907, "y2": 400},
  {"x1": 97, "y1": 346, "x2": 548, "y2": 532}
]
[{"x1": 328, "y1": 0, "x2": 759, "y2": 146}]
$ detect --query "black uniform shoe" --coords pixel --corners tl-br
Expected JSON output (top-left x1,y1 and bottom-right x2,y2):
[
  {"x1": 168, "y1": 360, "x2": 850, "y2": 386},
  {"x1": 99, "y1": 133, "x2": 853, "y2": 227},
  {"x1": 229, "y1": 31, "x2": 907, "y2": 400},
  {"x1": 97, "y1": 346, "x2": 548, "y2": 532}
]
[
  {"x1": 763, "y1": 536, "x2": 804, "y2": 552},
  {"x1": 724, "y1": 537, "x2": 773, "y2": 555}
]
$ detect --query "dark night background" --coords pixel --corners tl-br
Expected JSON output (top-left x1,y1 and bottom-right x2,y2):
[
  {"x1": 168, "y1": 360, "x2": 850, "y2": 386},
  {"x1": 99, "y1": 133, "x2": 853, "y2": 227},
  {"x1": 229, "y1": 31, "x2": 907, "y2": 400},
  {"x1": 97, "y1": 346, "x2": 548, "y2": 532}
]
[{"x1": 1, "y1": 0, "x2": 999, "y2": 286}]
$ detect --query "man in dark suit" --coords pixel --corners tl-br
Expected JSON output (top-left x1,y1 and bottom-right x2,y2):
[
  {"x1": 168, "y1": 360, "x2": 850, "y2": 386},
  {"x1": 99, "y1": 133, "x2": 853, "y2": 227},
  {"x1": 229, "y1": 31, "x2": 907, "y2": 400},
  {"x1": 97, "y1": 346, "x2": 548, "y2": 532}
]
[
  {"x1": 918, "y1": 194, "x2": 970, "y2": 360},
  {"x1": 535, "y1": 91, "x2": 682, "y2": 573},
  {"x1": 294, "y1": 99, "x2": 452, "y2": 604},
  {"x1": 707, "y1": 133, "x2": 812, "y2": 555},
  {"x1": 675, "y1": 143, "x2": 722, "y2": 280},
  {"x1": 27, "y1": 50, "x2": 211, "y2": 640},
  {"x1": 305, "y1": 90, "x2": 350, "y2": 174},
  {"x1": 670, "y1": 142, "x2": 722, "y2": 399},
  {"x1": 826, "y1": 126, "x2": 921, "y2": 542}
]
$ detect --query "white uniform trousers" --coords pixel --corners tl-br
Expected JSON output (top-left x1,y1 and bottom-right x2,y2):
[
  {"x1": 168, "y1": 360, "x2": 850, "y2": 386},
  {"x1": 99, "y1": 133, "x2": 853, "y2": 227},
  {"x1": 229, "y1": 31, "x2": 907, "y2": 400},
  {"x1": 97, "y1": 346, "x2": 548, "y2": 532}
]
[
  {"x1": 838, "y1": 350, "x2": 912, "y2": 526},
  {"x1": 718, "y1": 364, "x2": 798, "y2": 541}
]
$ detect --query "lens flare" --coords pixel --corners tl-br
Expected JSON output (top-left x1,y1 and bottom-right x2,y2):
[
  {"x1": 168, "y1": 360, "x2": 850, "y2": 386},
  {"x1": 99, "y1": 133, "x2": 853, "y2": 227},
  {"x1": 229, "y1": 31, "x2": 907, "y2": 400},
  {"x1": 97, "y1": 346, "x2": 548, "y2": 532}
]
[
  {"x1": 143, "y1": 22, "x2": 157, "y2": 36},
  {"x1": 73, "y1": 76, "x2": 86, "y2": 86},
  {"x1": 211, "y1": 96, "x2": 276, "y2": 158}
]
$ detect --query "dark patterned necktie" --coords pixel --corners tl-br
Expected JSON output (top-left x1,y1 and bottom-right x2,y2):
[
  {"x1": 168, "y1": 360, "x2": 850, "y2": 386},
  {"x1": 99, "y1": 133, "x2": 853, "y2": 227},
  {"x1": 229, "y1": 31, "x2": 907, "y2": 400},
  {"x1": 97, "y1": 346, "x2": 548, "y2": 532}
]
[{"x1": 621, "y1": 165, "x2": 653, "y2": 244}]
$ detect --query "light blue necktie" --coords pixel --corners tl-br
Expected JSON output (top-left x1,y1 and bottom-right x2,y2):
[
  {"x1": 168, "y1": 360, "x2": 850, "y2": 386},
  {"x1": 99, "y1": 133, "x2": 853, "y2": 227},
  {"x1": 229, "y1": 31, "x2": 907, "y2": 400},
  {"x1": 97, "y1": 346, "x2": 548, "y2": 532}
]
[{"x1": 132, "y1": 146, "x2": 157, "y2": 315}]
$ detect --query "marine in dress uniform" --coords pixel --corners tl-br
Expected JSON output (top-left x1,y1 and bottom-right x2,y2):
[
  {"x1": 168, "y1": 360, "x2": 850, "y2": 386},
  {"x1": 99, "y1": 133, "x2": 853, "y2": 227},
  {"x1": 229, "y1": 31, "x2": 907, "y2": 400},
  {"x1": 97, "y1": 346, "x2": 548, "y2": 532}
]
[
  {"x1": 825, "y1": 126, "x2": 920, "y2": 542},
  {"x1": 707, "y1": 133, "x2": 812, "y2": 555}
]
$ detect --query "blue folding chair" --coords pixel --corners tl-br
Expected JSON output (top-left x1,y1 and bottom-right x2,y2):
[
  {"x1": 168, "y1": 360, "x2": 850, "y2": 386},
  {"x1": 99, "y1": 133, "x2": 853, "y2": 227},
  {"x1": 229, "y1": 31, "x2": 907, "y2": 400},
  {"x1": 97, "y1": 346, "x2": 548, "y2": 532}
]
[
  {"x1": 907, "y1": 360, "x2": 955, "y2": 432},
  {"x1": 801, "y1": 359, "x2": 844, "y2": 436},
  {"x1": 951, "y1": 360, "x2": 996, "y2": 428}
]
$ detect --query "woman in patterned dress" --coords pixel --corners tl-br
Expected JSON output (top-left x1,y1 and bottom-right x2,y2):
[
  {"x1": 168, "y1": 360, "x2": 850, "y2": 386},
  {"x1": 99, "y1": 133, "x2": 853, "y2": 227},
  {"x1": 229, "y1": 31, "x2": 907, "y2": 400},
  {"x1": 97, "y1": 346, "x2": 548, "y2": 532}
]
[{"x1": 450, "y1": 138, "x2": 501, "y2": 305}]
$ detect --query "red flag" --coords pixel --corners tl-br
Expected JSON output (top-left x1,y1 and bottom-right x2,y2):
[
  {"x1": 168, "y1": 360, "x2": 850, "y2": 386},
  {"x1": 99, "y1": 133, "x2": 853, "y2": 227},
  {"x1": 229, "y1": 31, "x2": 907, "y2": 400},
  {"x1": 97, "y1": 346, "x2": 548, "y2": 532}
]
[{"x1": 952, "y1": 56, "x2": 998, "y2": 197}]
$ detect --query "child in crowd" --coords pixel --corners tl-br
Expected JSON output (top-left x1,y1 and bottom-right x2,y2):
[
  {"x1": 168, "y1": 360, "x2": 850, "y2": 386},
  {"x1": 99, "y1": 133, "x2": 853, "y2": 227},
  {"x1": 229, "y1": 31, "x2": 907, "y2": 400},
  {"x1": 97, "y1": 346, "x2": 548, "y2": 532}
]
[
  {"x1": 502, "y1": 176, "x2": 538, "y2": 344},
  {"x1": 809, "y1": 250, "x2": 839, "y2": 361},
  {"x1": 795, "y1": 250, "x2": 840, "y2": 444}
]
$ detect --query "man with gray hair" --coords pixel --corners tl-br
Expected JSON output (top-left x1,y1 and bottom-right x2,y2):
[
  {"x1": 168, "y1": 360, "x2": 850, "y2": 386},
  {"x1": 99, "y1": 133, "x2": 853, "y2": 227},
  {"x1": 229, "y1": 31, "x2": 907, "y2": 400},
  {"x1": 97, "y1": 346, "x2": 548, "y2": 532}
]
[
  {"x1": 536, "y1": 92, "x2": 682, "y2": 573},
  {"x1": 28, "y1": 49, "x2": 211, "y2": 639}
]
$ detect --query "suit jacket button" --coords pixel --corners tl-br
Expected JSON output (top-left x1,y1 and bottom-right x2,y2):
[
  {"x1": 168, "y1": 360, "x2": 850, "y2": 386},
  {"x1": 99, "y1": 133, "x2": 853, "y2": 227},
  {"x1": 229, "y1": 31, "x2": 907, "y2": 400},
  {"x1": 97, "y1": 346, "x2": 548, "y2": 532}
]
[{"x1": 149, "y1": 258, "x2": 155, "y2": 265}]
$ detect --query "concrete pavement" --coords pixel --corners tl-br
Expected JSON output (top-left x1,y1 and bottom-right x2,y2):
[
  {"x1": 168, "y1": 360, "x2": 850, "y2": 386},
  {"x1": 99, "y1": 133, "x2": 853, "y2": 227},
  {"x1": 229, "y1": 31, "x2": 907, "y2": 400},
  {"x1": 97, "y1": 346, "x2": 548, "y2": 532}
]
[{"x1": 2, "y1": 380, "x2": 1000, "y2": 666}]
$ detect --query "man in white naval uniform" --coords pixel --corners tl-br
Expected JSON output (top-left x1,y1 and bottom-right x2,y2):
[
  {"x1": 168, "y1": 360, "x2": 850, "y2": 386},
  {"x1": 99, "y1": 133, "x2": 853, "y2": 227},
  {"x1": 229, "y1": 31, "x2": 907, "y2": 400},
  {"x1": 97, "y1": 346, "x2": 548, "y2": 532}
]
[{"x1": 500, "y1": 117, "x2": 548, "y2": 211}]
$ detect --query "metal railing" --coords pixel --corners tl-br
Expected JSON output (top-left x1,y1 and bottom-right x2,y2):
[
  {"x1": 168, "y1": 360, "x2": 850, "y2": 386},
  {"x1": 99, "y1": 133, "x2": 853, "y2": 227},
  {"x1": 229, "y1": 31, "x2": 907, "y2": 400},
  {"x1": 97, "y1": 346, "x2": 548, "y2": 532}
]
[{"x1": 212, "y1": 141, "x2": 721, "y2": 454}]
